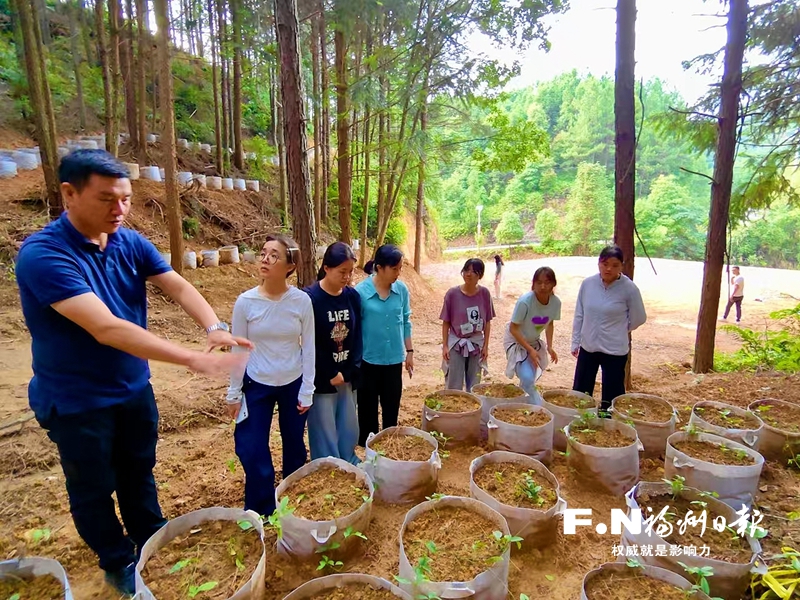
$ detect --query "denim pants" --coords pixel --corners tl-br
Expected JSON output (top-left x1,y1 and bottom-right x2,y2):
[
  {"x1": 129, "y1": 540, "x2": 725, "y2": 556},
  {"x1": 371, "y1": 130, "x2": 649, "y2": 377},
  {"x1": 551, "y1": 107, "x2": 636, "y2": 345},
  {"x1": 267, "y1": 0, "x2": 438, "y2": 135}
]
[
  {"x1": 446, "y1": 352, "x2": 482, "y2": 392},
  {"x1": 515, "y1": 342, "x2": 548, "y2": 404},
  {"x1": 308, "y1": 383, "x2": 359, "y2": 464},
  {"x1": 37, "y1": 385, "x2": 167, "y2": 573},
  {"x1": 234, "y1": 374, "x2": 308, "y2": 518}
]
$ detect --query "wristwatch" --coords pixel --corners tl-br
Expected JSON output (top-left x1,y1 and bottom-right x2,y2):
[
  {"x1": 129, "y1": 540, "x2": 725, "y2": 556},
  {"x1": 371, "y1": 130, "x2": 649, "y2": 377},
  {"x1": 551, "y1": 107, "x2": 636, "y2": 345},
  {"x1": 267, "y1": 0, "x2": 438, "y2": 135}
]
[{"x1": 205, "y1": 322, "x2": 230, "y2": 334}]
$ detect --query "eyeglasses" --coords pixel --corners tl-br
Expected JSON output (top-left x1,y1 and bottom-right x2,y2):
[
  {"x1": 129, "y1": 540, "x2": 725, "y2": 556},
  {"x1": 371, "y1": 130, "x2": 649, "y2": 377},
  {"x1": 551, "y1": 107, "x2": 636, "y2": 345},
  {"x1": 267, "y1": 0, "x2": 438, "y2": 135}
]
[{"x1": 260, "y1": 251, "x2": 282, "y2": 265}]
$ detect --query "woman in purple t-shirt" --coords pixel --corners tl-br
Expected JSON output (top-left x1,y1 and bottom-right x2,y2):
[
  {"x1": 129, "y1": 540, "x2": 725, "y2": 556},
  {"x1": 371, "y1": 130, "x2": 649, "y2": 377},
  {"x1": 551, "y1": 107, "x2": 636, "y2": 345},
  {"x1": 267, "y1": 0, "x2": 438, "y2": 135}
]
[{"x1": 440, "y1": 258, "x2": 496, "y2": 391}]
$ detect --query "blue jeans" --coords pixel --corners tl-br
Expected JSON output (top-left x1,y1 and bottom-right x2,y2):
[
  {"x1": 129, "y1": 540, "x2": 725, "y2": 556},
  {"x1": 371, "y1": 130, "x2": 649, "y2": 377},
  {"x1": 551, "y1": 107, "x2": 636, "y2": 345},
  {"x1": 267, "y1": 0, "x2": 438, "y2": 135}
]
[
  {"x1": 234, "y1": 374, "x2": 308, "y2": 518},
  {"x1": 516, "y1": 359, "x2": 543, "y2": 405},
  {"x1": 308, "y1": 383, "x2": 359, "y2": 465},
  {"x1": 37, "y1": 385, "x2": 166, "y2": 573}
]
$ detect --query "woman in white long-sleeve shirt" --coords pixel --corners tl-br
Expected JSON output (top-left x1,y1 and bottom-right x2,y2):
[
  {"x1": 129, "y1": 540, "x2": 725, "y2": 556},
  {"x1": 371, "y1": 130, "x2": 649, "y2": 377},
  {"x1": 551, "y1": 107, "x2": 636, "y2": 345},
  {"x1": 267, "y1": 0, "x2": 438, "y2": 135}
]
[
  {"x1": 571, "y1": 245, "x2": 646, "y2": 412},
  {"x1": 226, "y1": 234, "x2": 315, "y2": 518}
]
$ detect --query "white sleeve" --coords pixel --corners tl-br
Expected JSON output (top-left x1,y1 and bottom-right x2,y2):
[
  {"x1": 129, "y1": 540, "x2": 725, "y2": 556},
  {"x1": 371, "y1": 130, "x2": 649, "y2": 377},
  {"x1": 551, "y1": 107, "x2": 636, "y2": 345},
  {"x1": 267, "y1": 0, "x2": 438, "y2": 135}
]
[
  {"x1": 226, "y1": 295, "x2": 249, "y2": 403},
  {"x1": 571, "y1": 282, "x2": 584, "y2": 353},
  {"x1": 298, "y1": 295, "x2": 316, "y2": 407}
]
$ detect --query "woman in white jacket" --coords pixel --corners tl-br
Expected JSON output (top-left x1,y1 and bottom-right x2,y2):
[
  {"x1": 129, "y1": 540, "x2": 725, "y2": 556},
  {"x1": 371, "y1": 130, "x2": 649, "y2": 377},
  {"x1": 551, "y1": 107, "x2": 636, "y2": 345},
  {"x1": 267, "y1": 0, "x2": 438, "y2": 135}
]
[{"x1": 226, "y1": 234, "x2": 315, "y2": 518}]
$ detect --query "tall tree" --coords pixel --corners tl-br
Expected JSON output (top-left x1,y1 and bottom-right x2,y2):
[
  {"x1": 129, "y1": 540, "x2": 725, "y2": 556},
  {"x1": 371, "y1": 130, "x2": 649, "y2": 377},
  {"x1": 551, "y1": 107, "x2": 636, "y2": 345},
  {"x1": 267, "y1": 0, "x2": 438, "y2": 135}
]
[
  {"x1": 153, "y1": 0, "x2": 184, "y2": 274},
  {"x1": 693, "y1": 0, "x2": 748, "y2": 373},
  {"x1": 311, "y1": 14, "x2": 322, "y2": 234},
  {"x1": 413, "y1": 92, "x2": 427, "y2": 272},
  {"x1": 334, "y1": 22, "x2": 351, "y2": 244},
  {"x1": 67, "y1": 0, "x2": 87, "y2": 131},
  {"x1": 231, "y1": 0, "x2": 245, "y2": 170},
  {"x1": 95, "y1": 0, "x2": 115, "y2": 153},
  {"x1": 319, "y1": 4, "x2": 330, "y2": 225},
  {"x1": 13, "y1": 0, "x2": 61, "y2": 218},
  {"x1": 135, "y1": 0, "x2": 148, "y2": 162},
  {"x1": 121, "y1": 0, "x2": 139, "y2": 151},
  {"x1": 614, "y1": 0, "x2": 636, "y2": 388},
  {"x1": 108, "y1": 0, "x2": 122, "y2": 156},
  {"x1": 275, "y1": 0, "x2": 316, "y2": 286},
  {"x1": 208, "y1": 0, "x2": 223, "y2": 174}
]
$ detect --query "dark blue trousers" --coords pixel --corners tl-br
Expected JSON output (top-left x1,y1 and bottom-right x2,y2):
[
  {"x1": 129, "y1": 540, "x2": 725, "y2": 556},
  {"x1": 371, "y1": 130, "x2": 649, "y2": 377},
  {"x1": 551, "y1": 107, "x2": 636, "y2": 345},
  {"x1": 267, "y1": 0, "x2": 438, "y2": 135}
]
[
  {"x1": 38, "y1": 384, "x2": 166, "y2": 573},
  {"x1": 234, "y1": 374, "x2": 308, "y2": 518}
]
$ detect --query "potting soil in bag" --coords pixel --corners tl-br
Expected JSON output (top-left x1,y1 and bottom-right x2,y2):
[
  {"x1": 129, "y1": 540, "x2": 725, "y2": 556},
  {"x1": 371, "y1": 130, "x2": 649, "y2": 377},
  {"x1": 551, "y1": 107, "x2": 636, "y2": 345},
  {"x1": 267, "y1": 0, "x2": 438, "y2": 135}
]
[
  {"x1": 541, "y1": 389, "x2": 597, "y2": 452},
  {"x1": 364, "y1": 427, "x2": 441, "y2": 504},
  {"x1": 398, "y1": 496, "x2": 511, "y2": 600},
  {"x1": 611, "y1": 393, "x2": 677, "y2": 458},
  {"x1": 581, "y1": 562, "x2": 711, "y2": 600},
  {"x1": 471, "y1": 383, "x2": 528, "y2": 440},
  {"x1": 689, "y1": 400, "x2": 764, "y2": 449},
  {"x1": 748, "y1": 398, "x2": 800, "y2": 463},
  {"x1": 134, "y1": 507, "x2": 267, "y2": 600},
  {"x1": 618, "y1": 481, "x2": 764, "y2": 600},
  {"x1": 564, "y1": 417, "x2": 641, "y2": 496},
  {"x1": 0, "y1": 557, "x2": 73, "y2": 600},
  {"x1": 469, "y1": 451, "x2": 565, "y2": 548},
  {"x1": 664, "y1": 431, "x2": 764, "y2": 511},
  {"x1": 487, "y1": 403, "x2": 554, "y2": 464},
  {"x1": 421, "y1": 390, "x2": 482, "y2": 444},
  {"x1": 281, "y1": 574, "x2": 413, "y2": 600},
  {"x1": 274, "y1": 457, "x2": 374, "y2": 561}
]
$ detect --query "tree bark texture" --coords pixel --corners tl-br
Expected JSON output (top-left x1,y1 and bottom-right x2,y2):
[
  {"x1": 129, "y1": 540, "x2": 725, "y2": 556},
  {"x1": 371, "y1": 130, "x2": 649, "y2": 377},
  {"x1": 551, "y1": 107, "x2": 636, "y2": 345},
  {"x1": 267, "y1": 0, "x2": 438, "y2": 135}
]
[
  {"x1": 335, "y1": 27, "x2": 351, "y2": 244},
  {"x1": 319, "y1": 4, "x2": 330, "y2": 225},
  {"x1": 135, "y1": 0, "x2": 148, "y2": 162},
  {"x1": 95, "y1": 0, "x2": 114, "y2": 153},
  {"x1": 693, "y1": 0, "x2": 748, "y2": 373},
  {"x1": 208, "y1": 0, "x2": 223, "y2": 175},
  {"x1": 231, "y1": 0, "x2": 244, "y2": 170},
  {"x1": 359, "y1": 106, "x2": 371, "y2": 267},
  {"x1": 275, "y1": 0, "x2": 317, "y2": 288},
  {"x1": 311, "y1": 14, "x2": 321, "y2": 234},
  {"x1": 14, "y1": 0, "x2": 61, "y2": 218},
  {"x1": 153, "y1": 0, "x2": 184, "y2": 274},
  {"x1": 108, "y1": 0, "x2": 122, "y2": 156},
  {"x1": 414, "y1": 96, "x2": 427, "y2": 273},
  {"x1": 67, "y1": 0, "x2": 87, "y2": 131},
  {"x1": 121, "y1": 0, "x2": 138, "y2": 151}
]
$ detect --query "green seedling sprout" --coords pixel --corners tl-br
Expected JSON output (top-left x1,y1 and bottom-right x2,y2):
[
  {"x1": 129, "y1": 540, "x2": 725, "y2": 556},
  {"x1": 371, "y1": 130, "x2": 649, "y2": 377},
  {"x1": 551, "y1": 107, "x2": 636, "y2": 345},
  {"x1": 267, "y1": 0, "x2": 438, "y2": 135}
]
[
  {"x1": 316, "y1": 555, "x2": 343, "y2": 572},
  {"x1": 663, "y1": 475, "x2": 685, "y2": 499},
  {"x1": 678, "y1": 563, "x2": 723, "y2": 600},
  {"x1": 188, "y1": 581, "x2": 218, "y2": 598}
]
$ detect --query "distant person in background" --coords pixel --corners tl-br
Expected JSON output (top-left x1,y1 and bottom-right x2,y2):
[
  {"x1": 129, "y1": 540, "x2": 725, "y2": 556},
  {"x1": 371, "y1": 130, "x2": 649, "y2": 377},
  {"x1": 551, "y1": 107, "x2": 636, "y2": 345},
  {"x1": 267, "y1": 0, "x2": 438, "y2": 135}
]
[
  {"x1": 440, "y1": 258, "x2": 496, "y2": 392},
  {"x1": 15, "y1": 150, "x2": 251, "y2": 596},
  {"x1": 571, "y1": 245, "x2": 647, "y2": 412},
  {"x1": 721, "y1": 266, "x2": 745, "y2": 324},
  {"x1": 504, "y1": 267, "x2": 560, "y2": 403},
  {"x1": 226, "y1": 234, "x2": 315, "y2": 520},
  {"x1": 304, "y1": 242, "x2": 362, "y2": 464},
  {"x1": 355, "y1": 244, "x2": 413, "y2": 446},
  {"x1": 493, "y1": 254, "x2": 504, "y2": 299}
]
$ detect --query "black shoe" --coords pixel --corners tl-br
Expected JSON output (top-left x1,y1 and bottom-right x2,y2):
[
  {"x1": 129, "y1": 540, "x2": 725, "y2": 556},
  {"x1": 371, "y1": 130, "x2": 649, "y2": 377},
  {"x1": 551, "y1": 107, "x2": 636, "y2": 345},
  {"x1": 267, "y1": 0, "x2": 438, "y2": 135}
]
[{"x1": 105, "y1": 562, "x2": 135, "y2": 597}]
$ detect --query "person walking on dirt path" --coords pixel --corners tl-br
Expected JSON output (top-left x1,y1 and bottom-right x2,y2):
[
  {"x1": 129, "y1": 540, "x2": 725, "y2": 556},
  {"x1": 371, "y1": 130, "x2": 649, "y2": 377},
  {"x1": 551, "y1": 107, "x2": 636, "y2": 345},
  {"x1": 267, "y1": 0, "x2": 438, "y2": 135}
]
[
  {"x1": 14, "y1": 149, "x2": 252, "y2": 597},
  {"x1": 440, "y1": 258, "x2": 495, "y2": 392},
  {"x1": 503, "y1": 266, "x2": 561, "y2": 404},
  {"x1": 355, "y1": 244, "x2": 414, "y2": 447},
  {"x1": 493, "y1": 254, "x2": 504, "y2": 299},
  {"x1": 226, "y1": 234, "x2": 315, "y2": 520},
  {"x1": 721, "y1": 266, "x2": 745, "y2": 324},
  {"x1": 304, "y1": 242, "x2": 362, "y2": 464},
  {"x1": 571, "y1": 245, "x2": 647, "y2": 413}
]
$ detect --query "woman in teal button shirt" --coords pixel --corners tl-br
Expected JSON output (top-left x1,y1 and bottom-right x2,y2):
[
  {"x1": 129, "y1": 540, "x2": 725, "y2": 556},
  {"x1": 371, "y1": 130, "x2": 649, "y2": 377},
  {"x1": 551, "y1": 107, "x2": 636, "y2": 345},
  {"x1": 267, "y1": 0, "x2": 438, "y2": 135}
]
[{"x1": 355, "y1": 244, "x2": 413, "y2": 446}]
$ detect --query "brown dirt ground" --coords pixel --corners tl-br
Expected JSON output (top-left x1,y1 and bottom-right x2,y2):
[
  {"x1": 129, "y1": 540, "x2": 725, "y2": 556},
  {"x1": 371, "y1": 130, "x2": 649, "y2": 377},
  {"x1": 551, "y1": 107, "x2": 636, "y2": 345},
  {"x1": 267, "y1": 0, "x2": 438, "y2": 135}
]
[
  {"x1": 281, "y1": 467, "x2": 368, "y2": 522},
  {"x1": 672, "y1": 439, "x2": 756, "y2": 466},
  {"x1": 0, "y1": 573, "x2": 64, "y2": 599},
  {"x1": 311, "y1": 583, "x2": 399, "y2": 600},
  {"x1": 583, "y1": 569, "x2": 688, "y2": 600},
  {"x1": 472, "y1": 462, "x2": 558, "y2": 510},
  {"x1": 370, "y1": 431, "x2": 435, "y2": 463},
  {"x1": 692, "y1": 403, "x2": 762, "y2": 431},
  {"x1": 2, "y1": 174, "x2": 800, "y2": 598},
  {"x1": 492, "y1": 406, "x2": 552, "y2": 428},
  {"x1": 613, "y1": 395, "x2": 674, "y2": 423}
]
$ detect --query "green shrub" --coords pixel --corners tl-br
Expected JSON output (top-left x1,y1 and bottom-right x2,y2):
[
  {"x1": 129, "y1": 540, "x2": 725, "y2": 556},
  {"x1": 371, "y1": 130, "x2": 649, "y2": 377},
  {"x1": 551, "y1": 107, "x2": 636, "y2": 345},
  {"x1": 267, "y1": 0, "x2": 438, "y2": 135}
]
[
  {"x1": 714, "y1": 305, "x2": 800, "y2": 373},
  {"x1": 385, "y1": 217, "x2": 407, "y2": 246},
  {"x1": 494, "y1": 212, "x2": 525, "y2": 244}
]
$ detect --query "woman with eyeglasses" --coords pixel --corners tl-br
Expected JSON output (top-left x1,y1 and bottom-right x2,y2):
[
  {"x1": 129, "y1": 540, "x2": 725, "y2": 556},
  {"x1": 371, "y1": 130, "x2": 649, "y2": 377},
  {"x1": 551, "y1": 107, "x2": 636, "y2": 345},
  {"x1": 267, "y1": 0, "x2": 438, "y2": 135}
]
[
  {"x1": 440, "y1": 258, "x2": 495, "y2": 392},
  {"x1": 355, "y1": 244, "x2": 413, "y2": 446},
  {"x1": 503, "y1": 266, "x2": 561, "y2": 404},
  {"x1": 303, "y1": 242, "x2": 362, "y2": 464},
  {"x1": 225, "y1": 234, "x2": 315, "y2": 518}
]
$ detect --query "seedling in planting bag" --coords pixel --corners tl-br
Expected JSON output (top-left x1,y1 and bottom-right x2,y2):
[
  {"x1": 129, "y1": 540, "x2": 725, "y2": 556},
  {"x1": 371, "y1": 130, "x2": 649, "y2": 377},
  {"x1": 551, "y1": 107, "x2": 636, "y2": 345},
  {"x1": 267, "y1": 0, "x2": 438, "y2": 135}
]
[
  {"x1": 678, "y1": 563, "x2": 722, "y2": 600},
  {"x1": 664, "y1": 475, "x2": 686, "y2": 499},
  {"x1": 343, "y1": 526, "x2": 368, "y2": 540},
  {"x1": 625, "y1": 557, "x2": 645, "y2": 570},
  {"x1": 316, "y1": 555, "x2": 343, "y2": 572},
  {"x1": 187, "y1": 581, "x2": 218, "y2": 598}
]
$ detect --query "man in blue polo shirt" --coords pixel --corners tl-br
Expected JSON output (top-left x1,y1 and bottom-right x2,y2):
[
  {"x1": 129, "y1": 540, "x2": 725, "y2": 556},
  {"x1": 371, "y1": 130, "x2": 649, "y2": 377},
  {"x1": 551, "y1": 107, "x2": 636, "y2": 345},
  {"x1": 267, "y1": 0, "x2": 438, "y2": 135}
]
[{"x1": 15, "y1": 150, "x2": 252, "y2": 596}]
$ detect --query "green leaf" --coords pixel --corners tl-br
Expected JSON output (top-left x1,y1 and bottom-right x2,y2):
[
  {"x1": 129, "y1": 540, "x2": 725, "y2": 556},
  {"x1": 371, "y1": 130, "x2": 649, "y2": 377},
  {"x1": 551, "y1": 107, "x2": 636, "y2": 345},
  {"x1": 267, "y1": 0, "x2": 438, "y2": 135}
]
[
  {"x1": 237, "y1": 520, "x2": 254, "y2": 531},
  {"x1": 169, "y1": 558, "x2": 193, "y2": 573},
  {"x1": 188, "y1": 581, "x2": 218, "y2": 597},
  {"x1": 544, "y1": 574, "x2": 555, "y2": 581}
]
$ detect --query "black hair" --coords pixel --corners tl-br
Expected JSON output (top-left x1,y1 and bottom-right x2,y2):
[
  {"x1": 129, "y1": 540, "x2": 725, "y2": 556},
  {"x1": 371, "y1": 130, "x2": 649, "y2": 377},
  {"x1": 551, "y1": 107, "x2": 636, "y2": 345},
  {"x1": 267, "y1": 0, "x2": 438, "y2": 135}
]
[
  {"x1": 461, "y1": 258, "x2": 485, "y2": 279},
  {"x1": 599, "y1": 244, "x2": 624, "y2": 263},
  {"x1": 364, "y1": 244, "x2": 403, "y2": 275},
  {"x1": 265, "y1": 233, "x2": 300, "y2": 278},
  {"x1": 532, "y1": 266, "x2": 557, "y2": 287},
  {"x1": 317, "y1": 241, "x2": 356, "y2": 280},
  {"x1": 494, "y1": 254, "x2": 504, "y2": 266},
  {"x1": 58, "y1": 149, "x2": 130, "y2": 192}
]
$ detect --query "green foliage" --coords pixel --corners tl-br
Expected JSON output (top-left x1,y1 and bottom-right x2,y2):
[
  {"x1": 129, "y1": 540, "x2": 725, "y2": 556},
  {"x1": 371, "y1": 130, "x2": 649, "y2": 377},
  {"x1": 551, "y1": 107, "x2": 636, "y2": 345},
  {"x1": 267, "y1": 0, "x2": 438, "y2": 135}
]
[
  {"x1": 562, "y1": 162, "x2": 613, "y2": 255},
  {"x1": 731, "y1": 200, "x2": 800, "y2": 268},
  {"x1": 494, "y1": 211, "x2": 525, "y2": 244},
  {"x1": 385, "y1": 216, "x2": 407, "y2": 246},
  {"x1": 714, "y1": 304, "x2": 800, "y2": 373}
]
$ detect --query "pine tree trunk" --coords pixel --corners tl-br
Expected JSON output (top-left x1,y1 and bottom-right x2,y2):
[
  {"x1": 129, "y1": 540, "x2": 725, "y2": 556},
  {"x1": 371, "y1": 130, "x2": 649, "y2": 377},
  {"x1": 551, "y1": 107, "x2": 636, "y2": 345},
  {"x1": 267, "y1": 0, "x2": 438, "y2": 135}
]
[
  {"x1": 359, "y1": 106, "x2": 372, "y2": 267},
  {"x1": 414, "y1": 96, "x2": 427, "y2": 273},
  {"x1": 614, "y1": 0, "x2": 636, "y2": 389},
  {"x1": 208, "y1": 0, "x2": 223, "y2": 174},
  {"x1": 319, "y1": 4, "x2": 330, "y2": 226},
  {"x1": 36, "y1": 0, "x2": 51, "y2": 45},
  {"x1": 79, "y1": 0, "x2": 94, "y2": 64},
  {"x1": 195, "y1": 3, "x2": 204, "y2": 58},
  {"x1": 153, "y1": 0, "x2": 184, "y2": 274},
  {"x1": 335, "y1": 27, "x2": 351, "y2": 244},
  {"x1": 121, "y1": 0, "x2": 138, "y2": 151},
  {"x1": 231, "y1": 0, "x2": 244, "y2": 170},
  {"x1": 14, "y1": 0, "x2": 61, "y2": 218},
  {"x1": 275, "y1": 0, "x2": 316, "y2": 287},
  {"x1": 135, "y1": 0, "x2": 148, "y2": 162},
  {"x1": 216, "y1": 0, "x2": 229, "y2": 170},
  {"x1": 693, "y1": 0, "x2": 748, "y2": 374},
  {"x1": 311, "y1": 14, "x2": 321, "y2": 234},
  {"x1": 95, "y1": 0, "x2": 114, "y2": 152},
  {"x1": 68, "y1": 0, "x2": 87, "y2": 131},
  {"x1": 108, "y1": 0, "x2": 121, "y2": 155}
]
